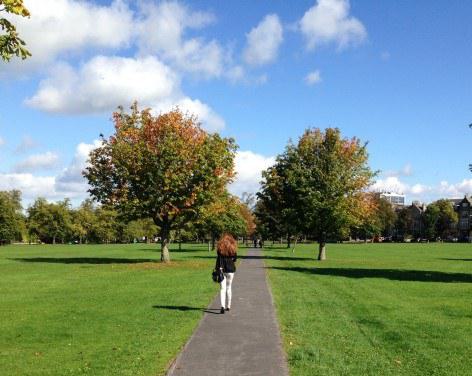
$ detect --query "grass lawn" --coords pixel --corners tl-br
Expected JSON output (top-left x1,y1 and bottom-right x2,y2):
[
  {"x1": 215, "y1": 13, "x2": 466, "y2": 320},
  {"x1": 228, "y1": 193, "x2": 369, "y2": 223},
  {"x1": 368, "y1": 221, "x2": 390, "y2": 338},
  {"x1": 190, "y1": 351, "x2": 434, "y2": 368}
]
[
  {"x1": 0, "y1": 243, "x2": 236, "y2": 376},
  {"x1": 263, "y1": 242, "x2": 472, "y2": 376}
]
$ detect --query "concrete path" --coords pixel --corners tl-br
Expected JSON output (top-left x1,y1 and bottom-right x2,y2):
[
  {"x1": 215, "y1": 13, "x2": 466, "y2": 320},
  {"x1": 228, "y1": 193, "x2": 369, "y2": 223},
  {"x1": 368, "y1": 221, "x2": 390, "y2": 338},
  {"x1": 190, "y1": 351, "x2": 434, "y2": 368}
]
[{"x1": 167, "y1": 248, "x2": 289, "y2": 376}]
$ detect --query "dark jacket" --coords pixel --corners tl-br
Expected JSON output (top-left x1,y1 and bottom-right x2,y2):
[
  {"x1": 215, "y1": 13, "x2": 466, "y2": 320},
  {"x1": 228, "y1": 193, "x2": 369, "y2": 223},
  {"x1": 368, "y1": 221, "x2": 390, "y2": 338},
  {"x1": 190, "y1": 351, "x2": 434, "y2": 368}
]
[{"x1": 216, "y1": 253, "x2": 237, "y2": 273}]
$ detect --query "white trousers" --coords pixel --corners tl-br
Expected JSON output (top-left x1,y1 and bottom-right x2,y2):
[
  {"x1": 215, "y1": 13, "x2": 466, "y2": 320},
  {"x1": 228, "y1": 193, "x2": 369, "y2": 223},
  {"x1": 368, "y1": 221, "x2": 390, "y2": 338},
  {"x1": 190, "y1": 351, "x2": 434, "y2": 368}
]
[{"x1": 220, "y1": 272, "x2": 235, "y2": 308}]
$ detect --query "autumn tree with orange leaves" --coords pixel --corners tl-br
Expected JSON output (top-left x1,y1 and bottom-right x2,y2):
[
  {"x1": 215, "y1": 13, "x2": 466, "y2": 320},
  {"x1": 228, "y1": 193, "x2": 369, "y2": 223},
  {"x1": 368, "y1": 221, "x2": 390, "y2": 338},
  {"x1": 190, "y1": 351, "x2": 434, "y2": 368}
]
[
  {"x1": 84, "y1": 104, "x2": 237, "y2": 262},
  {"x1": 259, "y1": 128, "x2": 375, "y2": 260}
]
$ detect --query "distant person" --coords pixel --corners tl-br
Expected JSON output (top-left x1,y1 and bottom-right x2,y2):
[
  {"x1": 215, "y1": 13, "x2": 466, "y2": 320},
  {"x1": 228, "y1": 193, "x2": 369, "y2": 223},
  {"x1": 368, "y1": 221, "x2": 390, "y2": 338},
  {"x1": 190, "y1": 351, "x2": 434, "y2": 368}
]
[
  {"x1": 253, "y1": 238, "x2": 258, "y2": 248},
  {"x1": 215, "y1": 234, "x2": 238, "y2": 314}
]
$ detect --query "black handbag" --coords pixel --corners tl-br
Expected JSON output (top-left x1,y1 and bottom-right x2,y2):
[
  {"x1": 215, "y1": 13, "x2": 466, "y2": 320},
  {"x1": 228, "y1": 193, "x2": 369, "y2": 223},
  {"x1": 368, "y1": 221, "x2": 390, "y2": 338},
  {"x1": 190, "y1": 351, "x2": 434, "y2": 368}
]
[
  {"x1": 212, "y1": 256, "x2": 225, "y2": 283},
  {"x1": 212, "y1": 267, "x2": 224, "y2": 283}
]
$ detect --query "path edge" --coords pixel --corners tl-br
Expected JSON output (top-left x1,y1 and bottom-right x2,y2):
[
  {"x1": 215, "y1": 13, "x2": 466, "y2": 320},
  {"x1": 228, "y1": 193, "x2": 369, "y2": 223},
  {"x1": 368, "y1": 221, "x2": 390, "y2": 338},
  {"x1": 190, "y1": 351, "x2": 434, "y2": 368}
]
[
  {"x1": 165, "y1": 290, "x2": 219, "y2": 376},
  {"x1": 262, "y1": 249, "x2": 290, "y2": 376}
]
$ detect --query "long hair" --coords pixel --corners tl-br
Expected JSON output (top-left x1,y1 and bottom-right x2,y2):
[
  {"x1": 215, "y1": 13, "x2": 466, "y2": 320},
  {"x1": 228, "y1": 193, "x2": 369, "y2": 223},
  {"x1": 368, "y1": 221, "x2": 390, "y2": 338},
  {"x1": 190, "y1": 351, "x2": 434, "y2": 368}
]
[{"x1": 217, "y1": 234, "x2": 237, "y2": 256}]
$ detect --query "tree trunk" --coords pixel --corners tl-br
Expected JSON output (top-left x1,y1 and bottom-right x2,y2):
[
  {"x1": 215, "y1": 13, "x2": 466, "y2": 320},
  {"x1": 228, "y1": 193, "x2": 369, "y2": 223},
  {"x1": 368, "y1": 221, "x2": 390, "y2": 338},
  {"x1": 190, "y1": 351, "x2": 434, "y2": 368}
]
[
  {"x1": 211, "y1": 235, "x2": 216, "y2": 251},
  {"x1": 53, "y1": 236, "x2": 56, "y2": 245},
  {"x1": 208, "y1": 240, "x2": 211, "y2": 252},
  {"x1": 160, "y1": 222, "x2": 171, "y2": 262},
  {"x1": 292, "y1": 236, "x2": 298, "y2": 253},
  {"x1": 287, "y1": 235, "x2": 291, "y2": 249},
  {"x1": 317, "y1": 241, "x2": 326, "y2": 261}
]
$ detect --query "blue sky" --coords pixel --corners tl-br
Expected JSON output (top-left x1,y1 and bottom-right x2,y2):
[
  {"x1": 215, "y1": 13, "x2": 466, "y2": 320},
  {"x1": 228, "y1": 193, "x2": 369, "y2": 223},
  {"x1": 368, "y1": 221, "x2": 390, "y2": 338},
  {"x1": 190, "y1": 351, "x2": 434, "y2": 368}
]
[{"x1": 1, "y1": 0, "x2": 471, "y2": 206}]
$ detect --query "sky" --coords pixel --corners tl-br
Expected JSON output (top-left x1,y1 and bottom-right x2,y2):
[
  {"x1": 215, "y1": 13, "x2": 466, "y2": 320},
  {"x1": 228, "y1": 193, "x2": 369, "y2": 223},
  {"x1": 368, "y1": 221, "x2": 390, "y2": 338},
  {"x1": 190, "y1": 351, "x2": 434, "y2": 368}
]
[{"x1": 1, "y1": 0, "x2": 471, "y2": 207}]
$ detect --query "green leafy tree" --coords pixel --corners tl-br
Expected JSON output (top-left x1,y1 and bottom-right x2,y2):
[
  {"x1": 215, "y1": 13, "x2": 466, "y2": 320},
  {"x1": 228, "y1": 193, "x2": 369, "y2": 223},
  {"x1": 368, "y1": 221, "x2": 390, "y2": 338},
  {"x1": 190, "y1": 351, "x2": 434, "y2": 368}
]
[
  {"x1": 84, "y1": 104, "x2": 236, "y2": 262},
  {"x1": 92, "y1": 206, "x2": 119, "y2": 244},
  {"x1": 0, "y1": 190, "x2": 24, "y2": 243},
  {"x1": 0, "y1": 0, "x2": 31, "y2": 61},
  {"x1": 123, "y1": 218, "x2": 158, "y2": 243},
  {"x1": 70, "y1": 199, "x2": 97, "y2": 244},
  {"x1": 257, "y1": 143, "x2": 304, "y2": 248},
  {"x1": 195, "y1": 192, "x2": 247, "y2": 250},
  {"x1": 423, "y1": 199, "x2": 458, "y2": 240},
  {"x1": 263, "y1": 128, "x2": 375, "y2": 260},
  {"x1": 376, "y1": 197, "x2": 397, "y2": 237},
  {"x1": 395, "y1": 207, "x2": 413, "y2": 239},
  {"x1": 27, "y1": 198, "x2": 73, "y2": 244}
]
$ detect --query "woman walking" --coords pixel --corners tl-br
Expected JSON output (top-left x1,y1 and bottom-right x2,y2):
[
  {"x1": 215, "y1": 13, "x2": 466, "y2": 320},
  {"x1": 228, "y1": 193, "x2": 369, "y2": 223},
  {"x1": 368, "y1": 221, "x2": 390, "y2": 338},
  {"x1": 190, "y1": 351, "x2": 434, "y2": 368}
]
[{"x1": 215, "y1": 234, "x2": 238, "y2": 314}]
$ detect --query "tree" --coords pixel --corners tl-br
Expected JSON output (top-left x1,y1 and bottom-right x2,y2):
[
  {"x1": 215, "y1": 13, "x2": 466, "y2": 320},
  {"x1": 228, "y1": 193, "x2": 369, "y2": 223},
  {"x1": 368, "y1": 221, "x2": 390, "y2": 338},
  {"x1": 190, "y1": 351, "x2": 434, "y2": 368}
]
[
  {"x1": 84, "y1": 104, "x2": 236, "y2": 262},
  {"x1": 376, "y1": 197, "x2": 397, "y2": 237},
  {"x1": 262, "y1": 128, "x2": 375, "y2": 260},
  {"x1": 70, "y1": 199, "x2": 97, "y2": 244},
  {"x1": 0, "y1": 0, "x2": 31, "y2": 62},
  {"x1": 123, "y1": 218, "x2": 158, "y2": 243},
  {"x1": 395, "y1": 207, "x2": 413, "y2": 239},
  {"x1": 350, "y1": 192, "x2": 381, "y2": 241},
  {"x1": 423, "y1": 199, "x2": 458, "y2": 240},
  {"x1": 257, "y1": 143, "x2": 304, "y2": 248},
  {"x1": 195, "y1": 192, "x2": 247, "y2": 250},
  {"x1": 27, "y1": 198, "x2": 73, "y2": 244},
  {"x1": 93, "y1": 206, "x2": 119, "y2": 243},
  {"x1": 238, "y1": 200, "x2": 256, "y2": 243},
  {"x1": 0, "y1": 190, "x2": 24, "y2": 243}
]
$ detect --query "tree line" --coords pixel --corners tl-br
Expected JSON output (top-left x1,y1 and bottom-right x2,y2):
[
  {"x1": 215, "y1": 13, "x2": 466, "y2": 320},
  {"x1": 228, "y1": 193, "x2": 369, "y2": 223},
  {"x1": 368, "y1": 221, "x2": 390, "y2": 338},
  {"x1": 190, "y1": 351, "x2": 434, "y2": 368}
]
[
  {"x1": 0, "y1": 104, "x2": 463, "y2": 261},
  {"x1": 0, "y1": 192, "x2": 255, "y2": 247}
]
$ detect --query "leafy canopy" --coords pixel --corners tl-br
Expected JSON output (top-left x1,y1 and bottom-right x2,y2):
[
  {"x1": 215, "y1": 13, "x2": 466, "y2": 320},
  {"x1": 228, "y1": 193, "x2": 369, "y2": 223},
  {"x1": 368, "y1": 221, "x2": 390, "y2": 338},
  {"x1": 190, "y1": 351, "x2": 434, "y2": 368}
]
[
  {"x1": 84, "y1": 103, "x2": 237, "y2": 261},
  {"x1": 258, "y1": 128, "x2": 375, "y2": 259},
  {"x1": 0, "y1": 0, "x2": 31, "y2": 62}
]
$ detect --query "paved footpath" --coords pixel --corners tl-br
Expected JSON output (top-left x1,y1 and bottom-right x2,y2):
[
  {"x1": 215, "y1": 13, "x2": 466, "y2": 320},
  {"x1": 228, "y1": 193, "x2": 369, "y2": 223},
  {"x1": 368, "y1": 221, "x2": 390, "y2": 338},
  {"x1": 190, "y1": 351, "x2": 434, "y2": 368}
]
[{"x1": 167, "y1": 248, "x2": 289, "y2": 376}]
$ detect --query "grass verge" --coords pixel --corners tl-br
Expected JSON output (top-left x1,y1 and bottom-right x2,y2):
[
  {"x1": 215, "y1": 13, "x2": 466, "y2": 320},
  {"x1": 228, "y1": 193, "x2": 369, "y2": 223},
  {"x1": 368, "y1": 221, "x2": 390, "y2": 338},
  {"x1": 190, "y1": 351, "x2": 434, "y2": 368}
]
[
  {"x1": 263, "y1": 242, "x2": 472, "y2": 376},
  {"x1": 0, "y1": 243, "x2": 238, "y2": 376}
]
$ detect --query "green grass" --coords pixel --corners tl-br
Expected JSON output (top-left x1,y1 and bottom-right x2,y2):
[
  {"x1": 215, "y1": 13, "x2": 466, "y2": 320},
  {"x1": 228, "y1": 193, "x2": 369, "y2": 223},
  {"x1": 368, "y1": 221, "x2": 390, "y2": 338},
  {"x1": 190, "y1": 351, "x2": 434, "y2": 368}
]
[
  {"x1": 0, "y1": 243, "x2": 233, "y2": 376},
  {"x1": 263, "y1": 242, "x2": 472, "y2": 376}
]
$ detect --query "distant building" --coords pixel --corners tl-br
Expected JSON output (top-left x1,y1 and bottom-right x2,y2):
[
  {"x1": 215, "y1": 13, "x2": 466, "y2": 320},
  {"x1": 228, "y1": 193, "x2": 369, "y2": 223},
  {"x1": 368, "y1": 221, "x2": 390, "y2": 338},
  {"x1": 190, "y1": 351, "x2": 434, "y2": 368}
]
[
  {"x1": 408, "y1": 202, "x2": 426, "y2": 238},
  {"x1": 451, "y1": 196, "x2": 472, "y2": 241},
  {"x1": 379, "y1": 192, "x2": 405, "y2": 207}
]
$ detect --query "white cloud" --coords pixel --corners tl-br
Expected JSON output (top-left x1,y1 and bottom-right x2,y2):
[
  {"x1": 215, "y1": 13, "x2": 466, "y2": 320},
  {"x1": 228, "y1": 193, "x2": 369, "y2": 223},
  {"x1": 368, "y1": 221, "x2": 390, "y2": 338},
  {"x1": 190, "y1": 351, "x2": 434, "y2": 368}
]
[
  {"x1": 305, "y1": 70, "x2": 322, "y2": 85},
  {"x1": 0, "y1": 136, "x2": 4, "y2": 147},
  {"x1": 437, "y1": 179, "x2": 472, "y2": 198},
  {"x1": 25, "y1": 56, "x2": 179, "y2": 114},
  {"x1": 4, "y1": 0, "x2": 134, "y2": 73},
  {"x1": 137, "y1": 1, "x2": 225, "y2": 78},
  {"x1": 371, "y1": 177, "x2": 472, "y2": 203},
  {"x1": 229, "y1": 151, "x2": 276, "y2": 197},
  {"x1": 226, "y1": 65, "x2": 246, "y2": 83},
  {"x1": 299, "y1": 0, "x2": 367, "y2": 51},
  {"x1": 243, "y1": 14, "x2": 283, "y2": 66},
  {"x1": 15, "y1": 135, "x2": 39, "y2": 154},
  {"x1": 0, "y1": 140, "x2": 102, "y2": 204},
  {"x1": 55, "y1": 140, "x2": 101, "y2": 196},
  {"x1": 14, "y1": 151, "x2": 59, "y2": 172},
  {"x1": 383, "y1": 163, "x2": 413, "y2": 178},
  {"x1": 25, "y1": 55, "x2": 225, "y2": 132},
  {"x1": 371, "y1": 177, "x2": 409, "y2": 195},
  {"x1": 172, "y1": 98, "x2": 225, "y2": 132},
  {"x1": 0, "y1": 173, "x2": 57, "y2": 201}
]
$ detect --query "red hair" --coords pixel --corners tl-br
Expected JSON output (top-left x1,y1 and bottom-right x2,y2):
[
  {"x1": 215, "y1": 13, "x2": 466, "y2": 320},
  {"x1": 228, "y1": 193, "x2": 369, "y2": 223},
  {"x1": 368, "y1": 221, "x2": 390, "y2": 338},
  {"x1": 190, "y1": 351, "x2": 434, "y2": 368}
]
[{"x1": 217, "y1": 234, "x2": 237, "y2": 256}]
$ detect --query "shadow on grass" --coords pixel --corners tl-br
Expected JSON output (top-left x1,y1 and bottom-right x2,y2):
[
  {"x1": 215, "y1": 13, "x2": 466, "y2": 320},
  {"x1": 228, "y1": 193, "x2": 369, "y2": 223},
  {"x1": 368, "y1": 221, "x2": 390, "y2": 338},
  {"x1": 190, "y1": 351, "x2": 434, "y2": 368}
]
[
  {"x1": 152, "y1": 305, "x2": 221, "y2": 315},
  {"x1": 269, "y1": 266, "x2": 472, "y2": 283},
  {"x1": 193, "y1": 255, "x2": 313, "y2": 261},
  {"x1": 440, "y1": 258, "x2": 472, "y2": 262},
  {"x1": 138, "y1": 247, "x2": 206, "y2": 253},
  {"x1": 10, "y1": 257, "x2": 158, "y2": 264}
]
